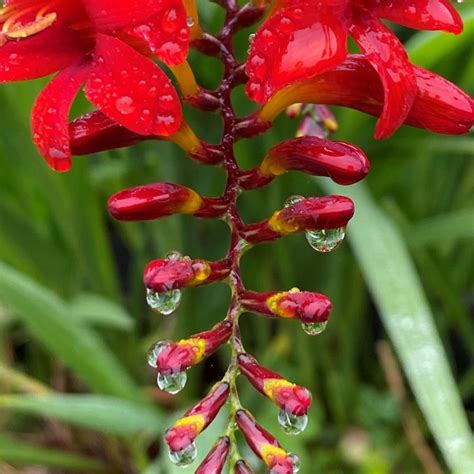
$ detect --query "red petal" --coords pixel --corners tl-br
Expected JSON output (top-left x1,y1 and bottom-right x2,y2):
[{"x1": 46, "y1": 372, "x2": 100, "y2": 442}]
[
  {"x1": 0, "y1": 25, "x2": 86, "y2": 82},
  {"x1": 363, "y1": 0, "x2": 463, "y2": 34},
  {"x1": 246, "y1": 3, "x2": 348, "y2": 103},
  {"x1": 350, "y1": 8, "x2": 417, "y2": 138},
  {"x1": 31, "y1": 61, "x2": 92, "y2": 172},
  {"x1": 85, "y1": 34, "x2": 182, "y2": 136},
  {"x1": 126, "y1": 1, "x2": 190, "y2": 66},
  {"x1": 81, "y1": 0, "x2": 164, "y2": 31}
]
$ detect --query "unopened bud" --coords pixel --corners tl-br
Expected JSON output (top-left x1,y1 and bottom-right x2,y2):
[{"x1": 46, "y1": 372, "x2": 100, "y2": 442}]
[{"x1": 196, "y1": 436, "x2": 230, "y2": 474}]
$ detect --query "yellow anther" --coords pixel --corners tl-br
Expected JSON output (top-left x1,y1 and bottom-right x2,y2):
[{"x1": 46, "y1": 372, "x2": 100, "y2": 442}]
[
  {"x1": 5, "y1": 12, "x2": 56, "y2": 39},
  {"x1": 323, "y1": 117, "x2": 338, "y2": 132}
]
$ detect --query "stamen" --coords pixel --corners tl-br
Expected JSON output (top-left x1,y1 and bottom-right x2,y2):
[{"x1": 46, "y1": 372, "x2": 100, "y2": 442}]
[
  {"x1": 0, "y1": 5, "x2": 17, "y2": 22},
  {"x1": 5, "y1": 12, "x2": 57, "y2": 39}
]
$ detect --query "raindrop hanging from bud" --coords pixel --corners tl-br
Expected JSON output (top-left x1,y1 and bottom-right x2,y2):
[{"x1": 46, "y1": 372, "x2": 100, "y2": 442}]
[
  {"x1": 284, "y1": 195, "x2": 304, "y2": 208},
  {"x1": 288, "y1": 452, "x2": 301, "y2": 473},
  {"x1": 278, "y1": 409, "x2": 308, "y2": 435},
  {"x1": 302, "y1": 321, "x2": 327, "y2": 336},
  {"x1": 169, "y1": 442, "x2": 197, "y2": 467},
  {"x1": 147, "y1": 340, "x2": 171, "y2": 368},
  {"x1": 305, "y1": 227, "x2": 345, "y2": 253},
  {"x1": 157, "y1": 370, "x2": 187, "y2": 394},
  {"x1": 146, "y1": 288, "x2": 182, "y2": 315}
]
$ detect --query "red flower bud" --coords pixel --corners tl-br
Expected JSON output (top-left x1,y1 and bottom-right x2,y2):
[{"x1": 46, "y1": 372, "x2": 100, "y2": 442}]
[
  {"x1": 108, "y1": 182, "x2": 227, "y2": 221},
  {"x1": 241, "y1": 196, "x2": 354, "y2": 243},
  {"x1": 238, "y1": 353, "x2": 312, "y2": 416},
  {"x1": 144, "y1": 258, "x2": 231, "y2": 292},
  {"x1": 196, "y1": 436, "x2": 230, "y2": 474},
  {"x1": 156, "y1": 321, "x2": 232, "y2": 375},
  {"x1": 165, "y1": 382, "x2": 230, "y2": 452},
  {"x1": 236, "y1": 410, "x2": 295, "y2": 472},
  {"x1": 242, "y1": 289, "x2": 332, "y2": 324},
  {"x1": 235, "y1": 460, "x2": 254, "y2": 474}
]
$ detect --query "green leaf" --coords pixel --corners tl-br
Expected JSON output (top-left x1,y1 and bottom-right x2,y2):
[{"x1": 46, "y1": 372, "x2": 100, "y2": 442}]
[
  {"x1": 0, "y1": 435, "x2": 105, "y2": 471},
  {"x1": 0, "y1": 394, "x2": 162, "y2": 436},
  {"x1": 321, "y1": 181, "x2": 474, "y2": 474},
  {"x1": 69, "y1": 293, "x2": 135, "y2": 330},
  {"x1": 0, "y1": 261, "x2": 139, "y2": 399}
]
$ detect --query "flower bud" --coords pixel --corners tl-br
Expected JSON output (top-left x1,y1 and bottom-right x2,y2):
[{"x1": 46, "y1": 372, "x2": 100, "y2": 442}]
[
  {"x1": 69, "y1": 111, "x2": 148, "y2": 155},
  {"x1": 236, "y1": 410, "x2": 295, "y2": 473},
  {"x1": 241, "y1": 196, "x2": 354, "y2": 243},
  {"x1": 144, "y1": 258, "x2": 230, "y2": 292},
  {"x1": 235, "y1": 460, "x2": 254, "y2": 473},
  {"x1": 165, "y1": 382, "x2": 230, "y2": 453},
  {"x1": 296, "y1": 115, "x2": 327, "y2": 139},
  {"x1": 260, "y1": 137, "x2": 370, "y2": 185},
  {"x1": 314, "y1": 105, "x2": 338, "y2": 132},
  {"x1": 242, "y1": 289, "x2": 332, "y2": 324},
  {"x1": 238, "y1": 354, "x2": 312, "y2": 416},
  {"x1": 108, "y1": 183, "x2": 227, "y2": 221},
  {"x1": 156, "y1": 321, "x2": 232, "y2": 375},
  {"x1": 196, "y1": 436, "x2": 230, "y2": 474}
]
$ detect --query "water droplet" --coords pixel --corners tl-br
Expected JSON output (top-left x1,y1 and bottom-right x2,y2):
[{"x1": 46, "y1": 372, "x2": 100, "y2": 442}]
[
  {"x1": 278, "y1": 409, "x2": 308, "y2": 435},
  {"x1": 147, "y1": 341, "x2": 170, "y2": 368},
  {"x1": 288, "y1": 452, "x2": 301, "y2": 473},
  {"x1": 305, "y1": 227, "x2": 345, "y2": 253},
  {"x1": 302, "y1": 321, "x2": 327, "y2": 336},
  {"x1": 284, "y1": 195, "x2": 304, "y2": 208},
  {"x1": 115, "y1": 96, "x2": 136, "y2": 115},
  {"x1": 186, "y1": 15, "x2": 195, "y2": 28},
  {"x1": 158, "y1": 370, "x2": 187, "y2": 394},
  {"x1": 146, "y1": 288, "x2": 182, "y2": 315},
  {"x1": 165, "y1": 250, "x2": 182, "y2": 262},
  {"x1": 169, "y1": 442, "x2": 197, "y2": 466},
  {"x1": 248, "y1": 33, "x2": 256, "y2": 43}
]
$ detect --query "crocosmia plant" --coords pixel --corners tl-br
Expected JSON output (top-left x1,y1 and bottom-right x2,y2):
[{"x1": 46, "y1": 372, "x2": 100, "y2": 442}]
[{"x1": 1, "y1": 0, "x2": 472, "y2": 472}]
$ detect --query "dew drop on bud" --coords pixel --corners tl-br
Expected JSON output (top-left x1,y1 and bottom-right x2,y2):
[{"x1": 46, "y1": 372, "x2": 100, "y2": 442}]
[
  {"x1": 186, "y1": 15, "x2": 195, "y2": 28},
  {"x1": 288, "y1": 452, "x2": 301, "y2": 473},
  {"x1": 169, "y1": 442, "x2": 197, "y2": 466},
  {"x1": 146, "y1": 288, "x2": 182, "y2": 315},
  {"x1": 302, "y1": 321, "x2": 327, "y2": 336},
  {"x1": 147, "y1": 340, "x2": 170, "y2": 368},
  {"x1": 278, "y1": 409, "x2": 308, "y2": 435},
  {"x1": 284, "y1": 195, "x2": 304, "y2": 208},
  {"x1": 165, "y1": 250, "x2": 182, "y2": 262},
  {"x1": 305, "y1": 227, "x2": 346, "y2": 253},
  {"x1": 157, "y1": 370, "x2": 187, "y2": 394},
  {"x1": 248, "y1": 33, "x2": 256, "y2": 43}
]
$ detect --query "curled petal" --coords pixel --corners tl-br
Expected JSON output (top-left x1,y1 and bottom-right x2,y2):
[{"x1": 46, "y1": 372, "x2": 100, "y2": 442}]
[
  {"x1": 70, "y1": 111, "x2": 149, "y2": 155},
  {"x1": 236, "y1": 410, "x2": 294, "y2": 472},
  {"x1": 32, "y1": 60, "x2": 92, "y2": 172},
  {"x1": 108, "y1": 182, "x2": 203, "y2": 221},
  {"x1": 363, "y1": 0, "x2": 463, "y2": 34},
  {"x1": 165, "y1": 382, "x2": 229, "y2": 452},
  {"x1": 350, "y1": 8, "x2": 417, "y2": 138},
  {"x1": 238, "y1": 354, "x2": 312, "y2": 415},
  {"x1": 144, "y1": 258, "x2": 230, "y2": 292},
  {"x1": 246, "y1": 3, "x2": 348, "y2": 103},
  {"x1": 156, "y1": 321, "x2": 232, "y2": 374},
  {"x1": 242, "y1": 289, "x2": 332, "y2": 324},
  {"x1": 85, "y1": 34, "x2": 182, "y2": 137},
  {"x1": 196, "y1": 437, "x2": 230, "y2": 474}
]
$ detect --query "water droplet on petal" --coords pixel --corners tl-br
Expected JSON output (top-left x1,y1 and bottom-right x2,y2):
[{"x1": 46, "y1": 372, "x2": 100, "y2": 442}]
[
  {"x1": 165, "y1": 250, "x2": 182, "y2": 262},
  {"x1": 115, "y1": 96, "x2": 136, "y2": 115},
  {"x1": 169, "y1": 442, "x2": 197, "y2": 466},
  {"x1": 288, "y1": 452, "x2": 301, "y2": 473},
  {"x1": 146, "y1": 288, "x2": 182, "y2": 315},
  {"x1": 248, "y1": 33, "x2": 256, "y2": 43},
  {"x1": 186, "y1": 15, "x2": 195, "y2": 28},
  {"x1": 305, "y1": 227, "x2": 345, "y2": 253},
  {"x1": 147, "y1": 341, "x2": 171, "y2": 368},
  {"x1": 284, "y1": 195, "x2": 304, "y2": 208},
  {"x1": 278, "y1": 409, "x2": 308, "y2": 435},
  {"x1": 302, "y1": 321, "x2": 328, "y2": 336},
  {"x1": 158, "y1": 370, "x2": 187, "y2": 394}
]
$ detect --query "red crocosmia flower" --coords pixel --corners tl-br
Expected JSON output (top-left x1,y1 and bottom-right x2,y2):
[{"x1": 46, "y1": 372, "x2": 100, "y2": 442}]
[
  {"x1": 246, "y1": 0, "x2": 463, "y2": 137},
  {"x1": 0, "y1": 0, "x2": 190, "y2": 171}
]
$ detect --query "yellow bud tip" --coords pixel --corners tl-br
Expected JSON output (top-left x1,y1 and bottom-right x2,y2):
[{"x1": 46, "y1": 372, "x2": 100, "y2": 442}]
[
  {"x1": 267, "y1": 210, "x2": 300, "y2": 235},
  {"x1": 178, "y1": 338, "x2": 206, "y2": 364},
  {"x1": 323, "y1": 118, "x2": 338, "y2": 132},
  {"x1": 175, "y1": 414, "x2": 206, "y2": 433},
  {"x1": 261, "y1": 444, "x2": 288, "y2": 467},
  {"x1": 260, "y1": 154, "x2": 287, "y2": 177},
  {"x1": 263, "y1": 378, "x2": 296, "y2": 402}
]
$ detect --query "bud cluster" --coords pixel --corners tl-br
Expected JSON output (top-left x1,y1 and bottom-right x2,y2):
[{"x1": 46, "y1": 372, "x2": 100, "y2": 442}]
[{"x1": 1, "y1": 0, "x2": 471, "y2": 472}]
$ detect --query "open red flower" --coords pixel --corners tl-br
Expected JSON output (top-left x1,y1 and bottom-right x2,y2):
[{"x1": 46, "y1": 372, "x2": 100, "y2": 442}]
[
  {"x1": 246, "y1": 0, "x2": 463, "y2": 137},
  {"x1": 0, "y1": 0, "x2": 190, "y2": 171}
]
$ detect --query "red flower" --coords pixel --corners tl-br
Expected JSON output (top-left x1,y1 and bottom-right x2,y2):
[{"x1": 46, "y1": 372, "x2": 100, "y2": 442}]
[
  {"x1": 246, "y1": 0, "x2": 463, "y2": 137},
  {"x1": 0, "y1": 0, "x2": 190, "y2": 171}
]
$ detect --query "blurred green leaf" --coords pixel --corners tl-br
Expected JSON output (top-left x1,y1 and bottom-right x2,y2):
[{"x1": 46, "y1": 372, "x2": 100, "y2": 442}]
[
  {"x1": 0, "y1": 261, "x2": 139, "y2": 399},
  {"x1": 322, "y1": 181, "x2": 474, "y2": 474},
  {"x1": 0, "y1": 394, "x2": 162, "y2": 436},
  {"x1": 0, "y1": 434, "x2": 104, "y2": 471},
  {"x1": 69, "y1": 293, "x2": 135, "y2": 330}
]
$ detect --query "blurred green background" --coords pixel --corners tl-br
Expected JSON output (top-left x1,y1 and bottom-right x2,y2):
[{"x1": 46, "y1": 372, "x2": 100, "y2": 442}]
[{"x1": 0, "y1": 3, "x2": 473, "y2": 473}]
